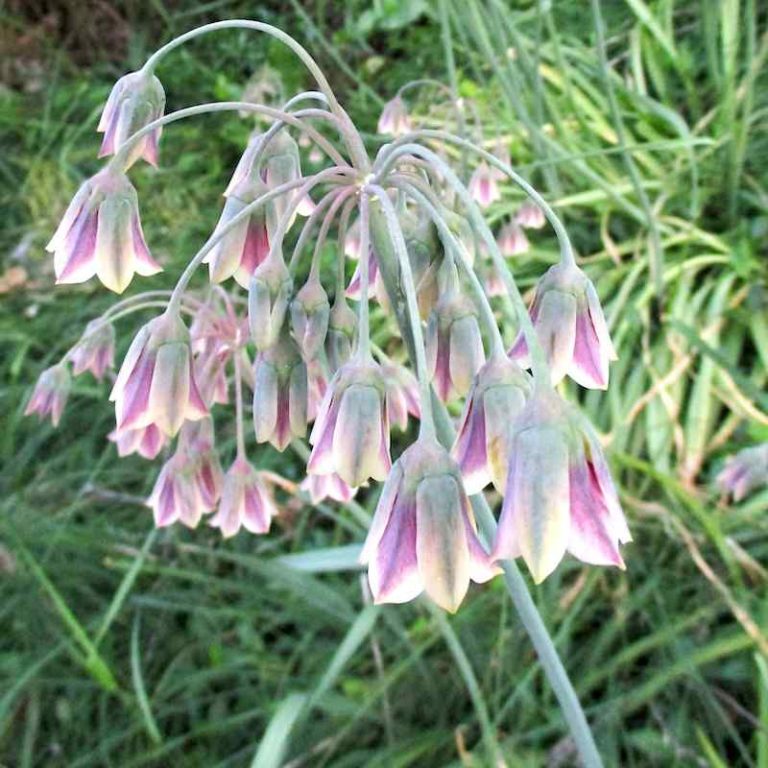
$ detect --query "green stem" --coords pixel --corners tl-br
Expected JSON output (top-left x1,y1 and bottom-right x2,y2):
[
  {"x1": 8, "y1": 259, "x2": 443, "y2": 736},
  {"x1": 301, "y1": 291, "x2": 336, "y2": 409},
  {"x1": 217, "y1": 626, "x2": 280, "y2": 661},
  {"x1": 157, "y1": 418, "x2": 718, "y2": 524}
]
[
  {"x1": 353, "y1": 191, "x2": 372, "y2": 361},
  {"x1": 233, "y1": 341, "x2": 246, "y2": 460}
]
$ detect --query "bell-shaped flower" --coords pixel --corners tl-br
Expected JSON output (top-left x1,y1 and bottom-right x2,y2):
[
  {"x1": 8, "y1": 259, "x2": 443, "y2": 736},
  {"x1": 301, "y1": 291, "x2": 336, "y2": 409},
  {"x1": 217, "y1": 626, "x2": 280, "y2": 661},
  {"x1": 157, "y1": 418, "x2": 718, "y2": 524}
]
[
  {"x1": 497, "y1": 222, "x2": 529, "y2": 256},
  {"x1": 382, "y1": 362, "x2": 420, "y2": 432},
  {"x1": 291, "y1": 276, "x2": 330, "y2": 360},
  {"x1": 509, "y1": 261, "x2": 617, "y2": 389},
  {"x1": 426, "y1": 292, "x2": 485, "y2": 402},
  {"x1": 493, "y1": 387, "x2": 631, "y2": 583},
  {"x1": 377, "y1": 95, "x2": 412, "y2": 136},
  {"x1": 147, "y1": 450, "x2": 211, "y2": 529},
  {"x1": 97, "y1": 70, "x2": 165, "y2": 168},
  {"x1": 307, "y1": 358, "x2": 329, "y2": 422},
  {"x1": 716, "y1": 444, "x2": 768, "y2": 501},
  {"x1": 307, "y1": 360, "x2": 391, "y2": 488},
  {"x1": 468, "y1": 161, "x2": 501, "y2": 208},
  {"x1": 46, "y1": 169, "x2": 161, "y2": 294},
  {"x1": 301, "y1": 472, "x2": 357, "y2": 504},
  {"x1": 110, "y1": 310, "x2": 208, "y2": 437},
  {"x1": 205, "y1": 179, "x2": 271, "y2": 288},
  {"x1": 209, "y1": 457, "x2": 277, "y2": 537},
  {"x1": 109, "y1": 424, "x2": 166, "y2": 460},
  {"x1": 325, "y1": 296, "x2": 357, "y2": 374},
  {"x1": 180, "y1": 419, "x2": 224, "y2": 510},
  {"x1": 361, "y1": 437, "x2": 498, "y2": 612},
  {"x1": 346, "y1": 247, "x2": 381, "y2": 301},
  {"x1": 25, "y1": 364, "x2": 71, "y2": 427},
  {"x1": 252, "y1": 331, "x2": 308, "y2": 451},
  {"x1": 71, "y1": 320, "x2": 115, "y2": 379},
  {"x1": 515, "y1": 200, "x2": 546, "y2": 229},
  {"x1": 248, "y1": 253, "x2": 293, "y2": 351},
  {"x1": 452, "y1": 353, "x2": 531, "y2": 494}
]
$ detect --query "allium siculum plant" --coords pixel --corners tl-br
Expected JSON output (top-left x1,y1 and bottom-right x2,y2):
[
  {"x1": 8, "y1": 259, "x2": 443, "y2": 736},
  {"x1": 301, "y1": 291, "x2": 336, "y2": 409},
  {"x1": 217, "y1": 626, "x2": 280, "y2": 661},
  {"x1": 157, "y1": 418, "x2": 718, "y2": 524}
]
[{"x1": 28, "y1": 20, "x2": 631, "y2": 607}]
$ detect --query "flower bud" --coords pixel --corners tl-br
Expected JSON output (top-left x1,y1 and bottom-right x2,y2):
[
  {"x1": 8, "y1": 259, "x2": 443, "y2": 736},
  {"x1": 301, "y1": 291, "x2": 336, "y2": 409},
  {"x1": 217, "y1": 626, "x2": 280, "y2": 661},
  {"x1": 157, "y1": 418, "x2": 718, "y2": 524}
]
[
  {"x1": 382, "y1": 362, "x2": 420, "y2": 432},
  {"x1": 325, "y1": 297, "x2": 357, "y2": 374},
  {"x1": 361, "y1": 438, "x2": 498, "y2": 612},
  {"x1": 248, "y1": 254, "x2": 293, "y2": 351},
  {"x1": 497, "y1": 222, "x2": 529, "y2": 256},
  {"x1": 515, "y1": 200, "x2": 545, "y2": 229},
  {"x1": 346, "y1": 249, "x2": 383, "y2": 302},
  {"x1": 291, "y1": 277, "x2": 330, "y2": 360},
  {"x1": 452, "y1": 354, "x2": 531, "y2": 494},
  {"x1": 426, "y1": 292, "x2": 485, "y2": 402},
  {"x1": 377, "y1": 95, "x2": 411, "y2": 136},
  {"x1": 71, "y1": 320, "x2": 116, "y2": 380},
  {"x1": 509, "y1": 262, "x2": 617, "y2": 389},
  {"x1": 308, "y1": 361, "x2": 391, "y2": 488},
  {"x1": 97, "y1": 70, "x2": 165, "y2": 168},
  {"x1": 47, "y1": 169, "x2": 161, "y2": 294},
  {"x1": 301, "y1": 472, "x2": 357, "y2": 504},
  {"x1": 468, "y1": 161, "x2": 501, "y2": 208},
  {"x1": 493, "y1": 388, "x2": 631, "y2": 583},
  {"x1": 209, "y1": 457, "x2": 277, "y2": 537},
  {"x1": 716, "y1": 444, "x2": 768, "y2": 501},
  {"x1": 109, "y1": 424, "x2": 166, "y2": 460},
  {"x1": 206, "y1": 179, "x2": 271, "y2": 288},
  {"x1": 25, "y1": 364, "x2": 71, "y2": 427},
  {"x1": 252, "y1": 332, "x2": 307, "y2": 451},
  {"x1": 110, "y1": 311, "x2": 208, "y2": 437}
]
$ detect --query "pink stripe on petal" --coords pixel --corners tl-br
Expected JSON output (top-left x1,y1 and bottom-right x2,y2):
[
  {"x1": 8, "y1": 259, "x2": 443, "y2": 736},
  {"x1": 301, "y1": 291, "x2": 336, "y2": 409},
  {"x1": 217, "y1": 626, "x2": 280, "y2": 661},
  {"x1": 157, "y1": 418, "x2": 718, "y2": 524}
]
[
  {"x1": 117, "y1": 352, "x2": 154, "y2": 430},
  {"x1": 568, "y1": 310, "x2": 608, "y2": 389},
  {"x1": 132, "y1": 218, "x2": 162, "y2": 276},
  {"x1": 56, "y1": 212, "x2": 99, "y2": 284},
  {"x1": 453, "y1": 397, "x2": 490, "y2": 495}
]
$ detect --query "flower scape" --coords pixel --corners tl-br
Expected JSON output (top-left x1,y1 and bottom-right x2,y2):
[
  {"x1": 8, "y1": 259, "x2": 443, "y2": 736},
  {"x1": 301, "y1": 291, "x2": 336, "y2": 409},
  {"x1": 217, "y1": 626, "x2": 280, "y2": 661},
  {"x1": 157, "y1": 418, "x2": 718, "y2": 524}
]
[{"x1": 27, "y1": 19, "x2": 631, "y2": 615}]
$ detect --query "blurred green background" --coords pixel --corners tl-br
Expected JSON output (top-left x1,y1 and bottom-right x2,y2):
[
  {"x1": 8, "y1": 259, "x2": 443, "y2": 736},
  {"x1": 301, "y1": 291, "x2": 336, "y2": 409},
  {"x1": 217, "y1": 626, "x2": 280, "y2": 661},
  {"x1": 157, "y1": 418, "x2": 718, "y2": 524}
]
[{"x1": 1, "y1": 1, "x2": 766, "y2": 766}]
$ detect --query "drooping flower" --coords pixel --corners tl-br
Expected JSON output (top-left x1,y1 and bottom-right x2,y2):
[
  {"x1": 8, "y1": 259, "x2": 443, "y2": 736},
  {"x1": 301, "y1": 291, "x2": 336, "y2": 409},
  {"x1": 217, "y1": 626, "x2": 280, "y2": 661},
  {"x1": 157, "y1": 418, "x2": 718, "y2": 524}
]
[
  {"x1": 426, "y1": 292, "x2": 485, "y2": 402},
  {"x1": 509, "y1": 261, "x2": 617, "y2": 389},
  {"x1": 180, "y1": 419, "x2": 224, "y2": 510},
  {"x1": 209, "y1": 457, "x2": 277, "y2": 537},
  {"x1": 497, "y1": 222, "x2": 529, "y2": 257},
  {"x1": 468, "y1": 161, "x2": 501, "y2": 208},
  {"x1": 110, "y1": 310, "x2": 207, "y2": 437},
  {"x1": 361, "y1": 438, "x2": 498, "y2": 612},
  {"x1": 109, "y1": 424, "x2": 166, "y2": 460},
  {"x1": 25, "y1": 364, "x2": 71, "y2": 427},
  {"x1": 377, "y1": 95, "x2": 411, "y2": 136},
  {"x1": 291, "y1": 277, "x2": 330, "y2": 360},
  {"x1": 97, "y1": 70, "x2": 165, "y2": 168},
  {"x1": 346, "y1": 247, "x2": 381, "y2": 301},
  {"x1": 46, "y1": 169, "x2": 161, "y2": 294},
  {"x1": 205, "y1": 179, "x2": 271, "y2": 288},
  {"x1": 248, "y1": 253, "x2": 293, "y2": 351},
  {"x1": 452, "y1": 353, "x2": 531, "y2": 494},
  {"x1": 493, "y1": 387, "x2": 631, "y2": 583},
  {"x1": 382, "y1": 362, "x2": 420, "y2": 432},
  {"x1": 301, "y1": 472, "x2": 357, "y2": 504},
  {"x1": 307, "y1": 357, "x2": 329, "y2": 422},
  {"x1": 325, "y1": 296, "x2": 357, "y2": 374},
  {"x1": 147, "y1": 450, "x2": 211, "y2": 529},
  {"x1": 307, "y1": 360, "x2": 391, "y2": 488},
  {"x1": 252, "y1": 332, "x2": 308, "y2": 451},
  {"x1": 716, "y1": 444, "x2": 768, "y2": 501},
  {"x1": 70, "y1": 320, "x2": 115, "y2": 379},
  {"x1": 515, "y1": 200, "x2": 546, "y2": 229}
]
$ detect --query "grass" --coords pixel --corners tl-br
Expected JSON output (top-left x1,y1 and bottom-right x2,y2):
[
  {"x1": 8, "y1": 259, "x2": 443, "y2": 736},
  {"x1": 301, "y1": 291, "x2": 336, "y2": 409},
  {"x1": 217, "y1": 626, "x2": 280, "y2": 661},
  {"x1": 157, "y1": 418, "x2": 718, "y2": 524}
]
[{"x1": 1, "y1": 0, "x2": 767, "y2": 765}]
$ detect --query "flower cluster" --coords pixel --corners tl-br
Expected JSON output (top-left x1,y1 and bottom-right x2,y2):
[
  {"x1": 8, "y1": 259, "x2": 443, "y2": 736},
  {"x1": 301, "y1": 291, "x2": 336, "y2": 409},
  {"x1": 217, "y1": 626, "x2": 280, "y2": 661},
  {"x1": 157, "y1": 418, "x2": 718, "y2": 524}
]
[{"x1": 27, "y1": 26, "x2": 631, "y2": 613}]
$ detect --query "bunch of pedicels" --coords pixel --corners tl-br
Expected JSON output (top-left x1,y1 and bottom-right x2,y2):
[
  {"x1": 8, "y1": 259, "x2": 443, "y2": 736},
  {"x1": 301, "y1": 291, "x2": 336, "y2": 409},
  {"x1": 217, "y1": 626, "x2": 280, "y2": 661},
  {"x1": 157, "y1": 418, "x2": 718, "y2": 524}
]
[{"x1": 27, "y1": 21, "x2": 630, "y2": 616}]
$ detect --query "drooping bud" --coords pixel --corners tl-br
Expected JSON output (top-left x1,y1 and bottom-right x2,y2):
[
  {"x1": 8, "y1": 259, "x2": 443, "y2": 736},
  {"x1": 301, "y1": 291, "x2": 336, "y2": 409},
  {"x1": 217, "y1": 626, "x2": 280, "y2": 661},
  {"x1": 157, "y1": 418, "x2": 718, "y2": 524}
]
[
  {"x1": 205, "y1": 179, "x2": 271, "y2": 288},
  {"x1": 25, "y1": 364, "x2": 71, "y2": 427},
  {"x1": 307, "y1": 360, "x2": 391, "y2": 488},
  {"x1": 361, "y1": 438, "x2": 498, "y2": 612},
  {"x1": 509, "y1": 261, "x2": 617, "y2": 389},
  {"x1": 716, "y1": 444, "x2": 768, "y2": 501},
  {"x1": 452, "y1": 354, "x2": 531, "y2": 494},
  {"x1": 382, "y1": 362, "x2": 420, "y2": 432},
  {"x1": 109, "y1": 424, "x2": 166, "y2": 460},
  {"x1": 248, "y1": 253, "x2": 293, "y2": 351},
  {"x1": 515, "y1": 200, "x2": 546, "y2": 229},
  {"x1": 97, "y1": 70, "x2": 165, "y2": 168},
  {"x1": 377, "y1": 95, "x2": 411, "y2": 136},
  {"x1": 493, "y1": 387, "x2": 631, "y2": 583},
  {"x1": 291, "y1": 277, "x2": 330, "y2": 360},
  {"x1": 110, "y1": 310, "x2": 208, "y2": 437},
  {"x1": 47, "y1": 169, "x2": 161, "y2": 294},
  {"x1": 426, "y1": 292, "x2": 485, "y2": 402},
  {"x1": 252, "y1": 332, "x2": 307, "y2": 451},
  {"x1": 301, "y1": 472, "x2": 357, "y2": 504},
  {"x1": 497, "y1": 222, "x2": 529, "y2": 257},
  {"x1": 325, "y1": 296, "x2": 357, "y2": 374},
  {"x1": 70, "y1": 320, "x2": 115, "y2": 380},
  {"x1": 468, "y1": 161, "x2": 501, "y2": 208},
  {"x1": 209, "y1": 457, "x2": 277, "y2": 537}
]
